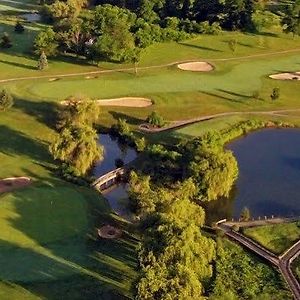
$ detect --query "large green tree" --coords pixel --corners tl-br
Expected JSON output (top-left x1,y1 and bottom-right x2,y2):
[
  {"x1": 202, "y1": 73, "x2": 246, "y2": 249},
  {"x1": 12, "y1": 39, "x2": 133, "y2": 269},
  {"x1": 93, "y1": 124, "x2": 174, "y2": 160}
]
[{"x1": 50, "y1": 97, "x2": 103, "y2": 176}]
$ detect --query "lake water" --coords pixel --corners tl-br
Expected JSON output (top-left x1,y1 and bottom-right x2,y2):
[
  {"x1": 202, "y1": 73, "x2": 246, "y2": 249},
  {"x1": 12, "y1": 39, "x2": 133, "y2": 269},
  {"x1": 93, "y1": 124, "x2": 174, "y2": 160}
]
[
  {"x1": 100, "y1": 129, "x2": 300, "y2": 222},
  {"x1": 227, "y1": 128, "x2": 300, "y2": 219},
  {"x1": 93, "y1": 134, "x2": 137, "y2": 177},
  {"x1": 93, "y1": 134, "x2": 136, "y2": 218}
]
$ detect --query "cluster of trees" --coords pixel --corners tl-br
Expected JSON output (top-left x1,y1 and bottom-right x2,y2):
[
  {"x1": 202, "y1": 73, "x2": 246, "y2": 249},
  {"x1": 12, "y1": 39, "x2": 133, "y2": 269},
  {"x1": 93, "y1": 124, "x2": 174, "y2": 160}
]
[
  {"x1": 183, "y1": 131, "x2": 239, "y2": 201},
  {"x1": 128, "y1": 174, "x2": 215, "y2": 299},
  {"x1": 211, "y1": 238, "x2": 292, "y2": 300},
  {"x1": 50, "y1": 96, "x2": 103, "y2": 177}
]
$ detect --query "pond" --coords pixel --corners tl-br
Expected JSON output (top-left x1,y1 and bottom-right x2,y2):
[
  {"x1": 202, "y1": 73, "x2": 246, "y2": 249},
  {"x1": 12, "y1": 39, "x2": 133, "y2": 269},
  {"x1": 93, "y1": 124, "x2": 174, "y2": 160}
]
[
  {"x1": 93, "y1": 134, "x2": 136, "y2": 218},
  {"x1": 21, "y1": 13, "x2": 41, "y2": 22},
  {"x1": 226, "y1": 128, "x2": 300, "y2": 219},
  {"x1": 93, "y1": 134, "x2": 137, "y2": 177}
]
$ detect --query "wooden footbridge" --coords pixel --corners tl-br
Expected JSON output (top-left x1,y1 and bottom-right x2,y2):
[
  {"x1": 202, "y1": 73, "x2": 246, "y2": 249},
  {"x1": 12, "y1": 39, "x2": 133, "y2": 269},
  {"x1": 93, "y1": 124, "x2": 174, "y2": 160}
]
[{"x1": 92, "y1": 167, "x2": 127, "y2": 191}]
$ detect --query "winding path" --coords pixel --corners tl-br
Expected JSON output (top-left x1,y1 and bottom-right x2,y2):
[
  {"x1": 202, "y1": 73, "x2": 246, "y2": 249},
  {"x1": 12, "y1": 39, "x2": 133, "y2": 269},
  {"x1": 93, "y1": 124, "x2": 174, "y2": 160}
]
[
  {"x1": 218, "y1": 222, "x2": 300, "y2": 299},
  {"x1": 139, "y1": 109, "x2": 300, "y2": 133},
  {"x1": 1, "y1": 48, "x2": 300, "y2": 84}
]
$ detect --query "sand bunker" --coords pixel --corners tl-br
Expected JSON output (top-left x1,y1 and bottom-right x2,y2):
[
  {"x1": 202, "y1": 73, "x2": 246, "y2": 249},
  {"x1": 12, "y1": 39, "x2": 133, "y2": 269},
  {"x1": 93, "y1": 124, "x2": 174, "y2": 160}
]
[
  {"x1": 97, "y1": 97, "x2": 152, "y2": 107},
  {"x1": 270, "y1": 72, "x2": 300, "y2": 81},
  {"x1": 61, "y1": 97, "x2": 152, "y2": 108},
  {"x1": 177, "y1": 61, "x2": 214, "y2": 72},
  {"x1": 97, "y1": 225, "x2": 122, "y2": 239},
  {"x1": 0, "y1": 177, "x2": 31, "y2": 194}
]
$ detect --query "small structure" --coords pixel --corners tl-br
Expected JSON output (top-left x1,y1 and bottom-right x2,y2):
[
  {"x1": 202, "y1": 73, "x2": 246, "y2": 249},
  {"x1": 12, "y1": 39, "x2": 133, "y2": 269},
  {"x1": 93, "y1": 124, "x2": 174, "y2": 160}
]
[{"x1": 97, "y1": 225, "x2": 122, "y2": 239}]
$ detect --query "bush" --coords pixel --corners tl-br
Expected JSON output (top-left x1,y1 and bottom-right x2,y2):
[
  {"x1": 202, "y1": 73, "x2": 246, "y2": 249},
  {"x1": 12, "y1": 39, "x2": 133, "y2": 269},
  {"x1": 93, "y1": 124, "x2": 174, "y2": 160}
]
[
  {"x1": 146, "y1": 111, "x2": 165, "y2": 127},
  {"x1": 271, "y1": 87, "x2": 280, "y2": 101},
  {"x1": 15, "y1": 22, "x2": 25, "y2": 33},
  {"x1": 0, "y1": 89, "x2": 14, "y2": 111},
  {"x1": 0, "y1": 33, "x2": 12, "y2": 48},
  {"x1": 135, "y1": 137, "x2": 146, "y2": 152}
]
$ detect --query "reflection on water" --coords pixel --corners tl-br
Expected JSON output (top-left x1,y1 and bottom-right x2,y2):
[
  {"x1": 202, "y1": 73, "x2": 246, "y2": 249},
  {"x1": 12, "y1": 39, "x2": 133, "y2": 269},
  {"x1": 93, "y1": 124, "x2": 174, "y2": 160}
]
[
  {"x1": 21, "y1": 13, "x2": 41, "y2": 22},
  {"x1": 227, "y1": 128, "x2": 300, "y2": 219},
  {"x1": 93, "y1": 134, "x2": 136, "y2": 218},
  {"x1": 102, "y1": 183, "x2": 132, "y2": 218},
  {"x1": 93, "y1": 134, "x2": 137, "y2": 177}
]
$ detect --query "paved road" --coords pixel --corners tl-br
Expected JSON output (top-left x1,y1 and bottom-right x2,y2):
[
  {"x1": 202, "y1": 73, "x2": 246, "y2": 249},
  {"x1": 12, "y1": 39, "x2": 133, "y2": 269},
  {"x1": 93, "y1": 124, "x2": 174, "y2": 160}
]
[{"x1": 218, "y1": 223, "x2": 300, "y2": 299}]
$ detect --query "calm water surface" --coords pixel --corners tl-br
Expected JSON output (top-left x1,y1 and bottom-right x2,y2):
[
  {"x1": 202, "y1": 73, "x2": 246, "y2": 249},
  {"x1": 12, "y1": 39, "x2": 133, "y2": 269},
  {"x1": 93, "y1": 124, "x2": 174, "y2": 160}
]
[
  {"x1": 227, "y1": 128, "x2": 300, "y2": 218},
  {"x1": 93, "y1": 134, "x2": 137, "y2": 177}
]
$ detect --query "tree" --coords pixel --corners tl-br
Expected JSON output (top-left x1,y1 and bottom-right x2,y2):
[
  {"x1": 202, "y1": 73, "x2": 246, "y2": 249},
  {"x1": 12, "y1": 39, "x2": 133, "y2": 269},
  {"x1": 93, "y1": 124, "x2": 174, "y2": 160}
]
[
  {"x1": 282, "y1": 0, "x2": 300, "y2": 37},
  {"x1": 51, "y1": 97, "x2": 103, "y2": 176},
  {"x1": 0, "y1": 89, "x2": 14, "y2": 111},
  {"x1": 58, "y1": 96, "x2": 101, "y2": 129},
  {"x1": 92, "y1": 5, "x2": 137, "y2": 62},
  {"x1": 270, "y1": 87, "x2": 280, "y2": 101},
  {"x1": 50, "y1": 123, "x2": 103, "y2": 176},
  {"x1": 146, "y1": 111, "x2": 165, "y2": 127},
  {"x1": 37, "y1": 51, "x2": 49, "y2": 70},
  {"x1": 0, "y1": 33, "x2": 12, "y2": 48},
  {"x1": 34, "y1": 28, "x2": 58, "y2": 56},
  {"x1": 240, "y1": 207, "x2": 251, "y2": 221},
  {"x1": 15, "y1": 21, "x2": 25, "y2": 33},
  {"x1": 252, "y1": 10, "x2": 280, "y2": 32},
  {"x1": 228, "y1": 38, "x2": 237, "y2": 53}
]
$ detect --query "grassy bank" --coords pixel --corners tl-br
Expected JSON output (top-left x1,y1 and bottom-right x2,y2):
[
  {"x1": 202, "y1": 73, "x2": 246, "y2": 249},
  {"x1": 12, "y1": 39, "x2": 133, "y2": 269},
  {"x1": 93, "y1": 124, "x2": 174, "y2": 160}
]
[{"x1": 243, "y1": 222, "x2": 300, "y2": 255}]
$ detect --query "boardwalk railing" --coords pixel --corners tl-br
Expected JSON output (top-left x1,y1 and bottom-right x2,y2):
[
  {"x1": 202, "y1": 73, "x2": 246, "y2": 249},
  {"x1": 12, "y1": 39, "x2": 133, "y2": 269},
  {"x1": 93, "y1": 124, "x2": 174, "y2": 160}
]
[{"x1": 92, "y1": 167, "x2": 127, "y2": 191}]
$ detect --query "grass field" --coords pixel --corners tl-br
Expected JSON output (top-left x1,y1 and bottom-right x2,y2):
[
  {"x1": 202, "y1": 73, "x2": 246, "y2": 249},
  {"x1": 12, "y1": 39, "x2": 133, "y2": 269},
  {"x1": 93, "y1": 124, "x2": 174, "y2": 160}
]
[
  {"x1": 2, "y1": 0, "x2": 300, "y2": 298},
  {"x1": 244, "y1": 222, "x2": 300, "y2": 255}
]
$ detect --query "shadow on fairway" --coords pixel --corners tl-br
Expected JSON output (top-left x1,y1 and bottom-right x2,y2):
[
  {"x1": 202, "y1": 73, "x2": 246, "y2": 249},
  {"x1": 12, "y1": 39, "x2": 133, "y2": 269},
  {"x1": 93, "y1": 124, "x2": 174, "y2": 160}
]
[
  {"x1": 14, "y1": 98, "x2": 59, "y2": 129},
  {"x1": 109, "y1": 111, "x2": 145, "y2": 126},
  {"x1": 0, "y1": 124, "x2": 50, "y2": 162},
  {"x1": 178, "y1": 42, "x2": 223, "y2": 52},
  {"x1": 0, "y1": 180, "x2": 138, "y2": 299}
]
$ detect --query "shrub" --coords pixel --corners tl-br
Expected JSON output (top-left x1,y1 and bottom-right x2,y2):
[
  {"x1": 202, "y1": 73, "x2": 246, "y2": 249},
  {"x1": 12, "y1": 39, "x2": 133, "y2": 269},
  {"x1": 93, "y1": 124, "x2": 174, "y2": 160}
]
[
  {"x1": 0, "y1": 33, "x2": 12, "y2": 48},
  {"x1": 15, "y1": 22, "x2": 25, "y2": 33},
  {"x1": 271, "y1": 87, "x2": 280, "y2": 101},
  {"x1": 135, "y1": 137, "x2": 146, "y2": 152},
  {"x1": 228, "y1": 39, "x2": 237, "y2": 53},
  {"x1": 146, "y1": 111, "x2": 165, "y2": 127},
  {"x1": 0, "y1": 89, "x2": 14, "y2": 111},
  {"x1": 37, "y1": 51, "x2": 48, "y2": 70}
]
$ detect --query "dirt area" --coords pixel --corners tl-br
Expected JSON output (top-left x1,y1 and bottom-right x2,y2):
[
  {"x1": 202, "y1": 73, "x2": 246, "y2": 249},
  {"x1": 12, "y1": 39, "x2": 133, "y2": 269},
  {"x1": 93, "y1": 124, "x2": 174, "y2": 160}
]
[
  {"x1": 177, "y1": 61, "x2": 214, "y2": 72},
  {"x1": 97, "y1": 225, "x2": 122, "y2": 239},
  {"x1": 0, "y1": 177, "x2": 31, "y2": 194},
  {"x1": 270, "y1": 72, "x2": 300, "y2": 80}
]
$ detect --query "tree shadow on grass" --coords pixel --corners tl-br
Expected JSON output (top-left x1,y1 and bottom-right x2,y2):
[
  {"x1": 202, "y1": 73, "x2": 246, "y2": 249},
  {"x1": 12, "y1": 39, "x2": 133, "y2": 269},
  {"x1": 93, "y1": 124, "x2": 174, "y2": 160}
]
[
  {"x1": 0, "y1": 58, "x2": 36, "y2": 70},
  {"x1": 178, "y1": 42, "x2": 223, "y2": 52},
  {"x1": 216, "y1": 89, "x2": 252, "y2": 100},
  {"x1": 109, "y1": 111, "x2": 144, "y2": 126},
  {"x1": 1, "y1": 183, "x2": 138, "y2": 299},
  {"x1": 0, "y1": 124, "x2": 50, "y2": 162},
  {"x1": 14, "y1": 98, "x2": 59, "y2": 129}
]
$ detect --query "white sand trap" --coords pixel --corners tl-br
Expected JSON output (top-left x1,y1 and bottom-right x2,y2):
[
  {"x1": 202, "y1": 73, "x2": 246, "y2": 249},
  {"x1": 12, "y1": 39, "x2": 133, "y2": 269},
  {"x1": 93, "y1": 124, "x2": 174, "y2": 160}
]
[
  {"x1": 270, "y1": 72, "x2": 300, "y2": 81},
  {"x1": 177, "y1": 61, "x2": 214, "y2": 72},
  {"x1": 61, "y1": 97, "x2": 152, "y2": 108},
  {"x1": 97, "y1": 97, "x2": 152, "y2": 107}
]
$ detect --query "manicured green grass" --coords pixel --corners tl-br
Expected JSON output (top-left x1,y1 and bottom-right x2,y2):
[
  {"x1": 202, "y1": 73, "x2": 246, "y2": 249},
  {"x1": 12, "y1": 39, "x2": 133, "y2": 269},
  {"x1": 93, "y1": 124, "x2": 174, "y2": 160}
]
[
  {"x1": 0, "y1": 96, "x2": 138, "y2": 298},
  {"x1": 244, "y1": 222, "x2": 300, "y2": 255}
]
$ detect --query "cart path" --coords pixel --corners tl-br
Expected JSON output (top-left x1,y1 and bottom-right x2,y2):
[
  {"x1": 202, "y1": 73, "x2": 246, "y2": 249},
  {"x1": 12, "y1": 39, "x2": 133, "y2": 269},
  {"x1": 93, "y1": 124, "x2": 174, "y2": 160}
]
[
  {"x1": 1, "y1": 47, "x2": 300, "y2": 84},
  {"x1": 139, "y1": 109, "x2": 300, "y2": 133}
]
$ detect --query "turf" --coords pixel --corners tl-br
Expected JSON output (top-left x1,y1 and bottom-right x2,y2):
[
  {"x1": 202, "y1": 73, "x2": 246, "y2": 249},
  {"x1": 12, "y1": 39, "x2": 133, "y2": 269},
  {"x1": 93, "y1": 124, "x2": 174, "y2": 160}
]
[{"x1": 243, "y1": 222, "x2": 300, "y2": 255}]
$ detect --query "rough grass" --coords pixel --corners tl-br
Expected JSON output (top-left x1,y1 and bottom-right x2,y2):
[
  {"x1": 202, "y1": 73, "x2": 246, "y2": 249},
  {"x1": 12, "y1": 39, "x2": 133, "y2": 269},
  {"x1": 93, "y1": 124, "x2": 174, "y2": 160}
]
[{"x1": 244, "y1": 222, "x2": 300, "y2": 255}]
